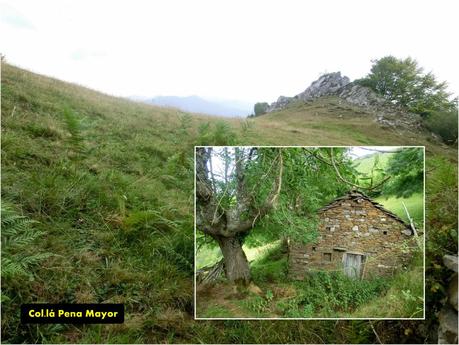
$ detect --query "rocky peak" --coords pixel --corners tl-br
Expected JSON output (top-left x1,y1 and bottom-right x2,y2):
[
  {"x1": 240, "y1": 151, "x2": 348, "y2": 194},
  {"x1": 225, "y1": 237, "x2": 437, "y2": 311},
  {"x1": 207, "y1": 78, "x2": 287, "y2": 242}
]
[
  {"x1": 297, "y1": 72, "x2": 350, "y2": 101},
  {"x1": 267, "y1": 72, "x2": 352, "y2": 112},
  {"x1": 262, "y1": 71, "x2": 424, "y2": 132}
]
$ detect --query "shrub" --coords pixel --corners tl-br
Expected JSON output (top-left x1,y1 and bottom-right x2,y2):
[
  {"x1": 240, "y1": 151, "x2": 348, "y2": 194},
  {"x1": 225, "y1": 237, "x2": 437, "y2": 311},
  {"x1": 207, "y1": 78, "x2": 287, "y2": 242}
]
[
  {"x1": 250, "y1": 244, "x2": 288, "y2": 283},
  {"x1": 424, "y1": 109, "x2": 458, "y2": 145},
  {"x1": 288, "y1": 272, "x2": 389, "y2": 317},
  {"x1": 254, "y1": 102, "x2": 269, "y2": 116},
  {"x1": 196, "y1": 121, "x2": 238, "y2": 146}
]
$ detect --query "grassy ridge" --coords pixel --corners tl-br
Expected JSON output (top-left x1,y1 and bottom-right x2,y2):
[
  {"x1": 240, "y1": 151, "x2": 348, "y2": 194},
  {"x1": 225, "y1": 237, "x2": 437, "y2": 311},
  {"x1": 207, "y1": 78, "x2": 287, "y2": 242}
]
[{"x1": 1, "y1": 63, "x2": 457, "y2": 343}]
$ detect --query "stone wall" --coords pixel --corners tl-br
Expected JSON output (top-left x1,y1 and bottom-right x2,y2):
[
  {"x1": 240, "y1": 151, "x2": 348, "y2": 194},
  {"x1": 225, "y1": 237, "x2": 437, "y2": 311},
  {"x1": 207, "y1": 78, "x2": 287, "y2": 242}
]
[{"x1": 289, "y1": 197, "x2": 415, "y2": 279}]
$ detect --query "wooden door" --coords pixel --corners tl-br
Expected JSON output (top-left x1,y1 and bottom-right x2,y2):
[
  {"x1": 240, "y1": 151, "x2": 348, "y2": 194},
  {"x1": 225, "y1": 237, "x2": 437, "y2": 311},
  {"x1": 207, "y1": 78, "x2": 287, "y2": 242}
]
[{"x1": 343, "y1": 253, "x2": 363, "y2": 278}]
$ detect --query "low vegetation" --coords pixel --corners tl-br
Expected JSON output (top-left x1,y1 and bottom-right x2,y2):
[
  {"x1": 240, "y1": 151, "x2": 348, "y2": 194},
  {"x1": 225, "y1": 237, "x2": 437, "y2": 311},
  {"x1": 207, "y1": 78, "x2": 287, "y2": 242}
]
[{"x1": 198, "y1": 244, "x2": 423, "y2": 319}]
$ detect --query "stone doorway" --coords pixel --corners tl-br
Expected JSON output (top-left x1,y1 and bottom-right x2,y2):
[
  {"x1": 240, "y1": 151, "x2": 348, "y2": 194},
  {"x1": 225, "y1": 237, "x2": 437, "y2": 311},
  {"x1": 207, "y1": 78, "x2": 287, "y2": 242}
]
[{"x1": 343, "y1": 253, "x2": 364, "y2": 278}]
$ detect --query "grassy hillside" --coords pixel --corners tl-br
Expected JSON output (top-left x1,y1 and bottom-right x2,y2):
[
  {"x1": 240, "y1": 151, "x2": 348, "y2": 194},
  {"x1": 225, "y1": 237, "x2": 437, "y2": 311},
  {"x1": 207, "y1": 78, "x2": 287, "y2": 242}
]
[
  {"x1": 376, "y1": 193, "x2": 424, "y2": 227},
  {"x1": 354, "y1": 152, "x2": 424, "y2": 226},
  {"x1": 1, "y1": 63, "x2": 457, "y2": 343},
  {"x1": 354, "y1": 152, "x2": 394, "y2": 173}
]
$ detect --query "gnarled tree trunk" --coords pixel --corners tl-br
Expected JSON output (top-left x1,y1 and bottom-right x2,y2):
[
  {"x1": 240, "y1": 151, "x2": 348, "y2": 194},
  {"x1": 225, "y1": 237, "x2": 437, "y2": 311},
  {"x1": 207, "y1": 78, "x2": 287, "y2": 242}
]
[{"x1": 216, "y1": 236, "x2": 250, "y2": 284}]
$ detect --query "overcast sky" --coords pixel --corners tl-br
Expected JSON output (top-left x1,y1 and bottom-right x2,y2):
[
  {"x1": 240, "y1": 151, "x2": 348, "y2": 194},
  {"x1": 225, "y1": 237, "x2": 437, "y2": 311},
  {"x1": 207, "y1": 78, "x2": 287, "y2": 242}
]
[{"x1": 1, "y1": 0, "x2": 458, "y2": 103}]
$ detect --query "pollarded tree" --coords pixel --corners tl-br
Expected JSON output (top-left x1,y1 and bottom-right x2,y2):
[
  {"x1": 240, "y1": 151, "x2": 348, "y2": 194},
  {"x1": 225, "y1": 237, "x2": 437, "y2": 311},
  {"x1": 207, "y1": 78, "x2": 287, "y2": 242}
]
[
  {"x1": 196, "y1": 147, "x2": 385, "y2": 284},
  {"x1": 196, "y1": 147, "x2": 283, "y2": 284}
]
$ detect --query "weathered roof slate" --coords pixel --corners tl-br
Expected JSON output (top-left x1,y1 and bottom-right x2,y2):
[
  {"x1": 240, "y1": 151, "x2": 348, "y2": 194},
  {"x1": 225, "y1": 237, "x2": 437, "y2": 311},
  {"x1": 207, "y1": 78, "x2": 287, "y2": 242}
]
[{"x1": 318, "y1": 191, "x2": 410, "y2": 227}]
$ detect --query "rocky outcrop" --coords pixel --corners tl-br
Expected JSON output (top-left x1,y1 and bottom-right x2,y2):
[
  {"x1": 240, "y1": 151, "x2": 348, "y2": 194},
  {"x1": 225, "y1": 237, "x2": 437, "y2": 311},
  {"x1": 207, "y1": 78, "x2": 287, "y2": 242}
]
[
  {"x1": 264, "y1": 71, "x2": 423, "y2": 131},
  {"x1": 438, "y1": 255, "x2": 458, "y2": 344},
  {"x1": 267, "y1": 96, "x2": 293, "y2": 112},
  {"x1": 336, "y1": 83, "x2": 386, "y2": 107},
  {"x1": 297, "y1": 72, "x2": 350, "y2": 101},
  {"x1": 267, "y1": 72, "x2": 351, "y2": 112},
  {"x1": 267, "y1": 72, "x2": 384, "y2": 111}
]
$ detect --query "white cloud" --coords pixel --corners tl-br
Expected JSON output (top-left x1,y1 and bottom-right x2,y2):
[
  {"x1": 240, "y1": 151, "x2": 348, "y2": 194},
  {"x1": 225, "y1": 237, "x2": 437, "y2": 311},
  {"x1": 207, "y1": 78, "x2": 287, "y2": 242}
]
[{"x1": 1, "y1": 0, "x2": 458, "y2": 103}]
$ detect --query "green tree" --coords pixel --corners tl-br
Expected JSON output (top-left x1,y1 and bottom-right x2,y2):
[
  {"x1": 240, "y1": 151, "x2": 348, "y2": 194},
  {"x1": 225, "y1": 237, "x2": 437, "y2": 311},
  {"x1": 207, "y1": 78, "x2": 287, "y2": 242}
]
[
  {"x1": 383, "y1": 148, "x2": 424, "y2": 198},
  {"x1": 358, "y1": 56, "x2": 455, "y2": 116},
  {"x1": 424, "y1": 108, "x2": 458, "y2": 144},
  {"x1": 254, "y1": 102, "x2": 269, "y2": 116}
]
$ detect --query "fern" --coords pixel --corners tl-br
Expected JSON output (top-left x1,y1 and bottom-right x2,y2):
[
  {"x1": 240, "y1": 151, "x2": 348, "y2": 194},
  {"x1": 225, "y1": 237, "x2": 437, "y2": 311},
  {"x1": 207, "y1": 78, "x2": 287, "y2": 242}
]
[
  {"x1": 1, "y1": 203, "x2": 53, "y2": 280},
  {"x1": 62, "y1": 107, "x2": 86, "y2": 156},
  {"x1": 158, "y1": 229, "x2": 194, "y2": 273},
  {"x1": 196, "y1": 121, "x2": 238, "y2": 146}
]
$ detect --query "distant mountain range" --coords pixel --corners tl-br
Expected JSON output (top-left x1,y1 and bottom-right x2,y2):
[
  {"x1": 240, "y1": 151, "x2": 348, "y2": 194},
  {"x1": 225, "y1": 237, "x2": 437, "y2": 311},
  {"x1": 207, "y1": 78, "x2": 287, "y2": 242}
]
[{"x1": 132, "y1": 95, "x2": 253, "y2": 117}]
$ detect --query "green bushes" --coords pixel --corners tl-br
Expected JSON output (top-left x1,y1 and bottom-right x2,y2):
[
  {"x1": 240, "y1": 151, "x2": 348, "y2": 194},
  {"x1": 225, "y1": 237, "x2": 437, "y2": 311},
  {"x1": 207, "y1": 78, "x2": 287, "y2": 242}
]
[
  {"x1": 286, "y1": 272, "x2": 389, "y2": 317},
  {"x1": 196, "y1": 121, "x2": 238, "y2": 146},
  {"x1": 250, "y1": 244, "x2": 288, "y2": 283},
  {"x1": 254, "y1": 102, "x2": 269, "y2": 116},
  {"x1": 424, "y1": 109, "x2": 458, "y2": 145},
  {"x1": 247, "y1": 246, "x2": 396, "y2": 318}
]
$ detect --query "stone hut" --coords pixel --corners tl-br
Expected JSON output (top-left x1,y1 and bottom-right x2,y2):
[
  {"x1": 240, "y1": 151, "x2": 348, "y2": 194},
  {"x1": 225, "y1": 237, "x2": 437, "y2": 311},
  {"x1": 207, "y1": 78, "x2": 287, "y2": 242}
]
[{"x1": 288, "y1": 191, "x2": 416, "y2": 279}]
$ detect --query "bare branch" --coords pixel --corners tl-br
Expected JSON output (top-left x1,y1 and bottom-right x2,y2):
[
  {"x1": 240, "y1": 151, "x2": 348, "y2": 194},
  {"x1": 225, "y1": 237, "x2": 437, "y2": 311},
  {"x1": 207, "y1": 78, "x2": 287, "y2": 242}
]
[
  {"x1": 303, "y1": 148, "x2": 333, "y2": 166},
  {"x1": 197, "y1": 147, "x2": 284, "y2": 238},
  {"x1": 369, "y1": 321, "x2": 382, "y2": 344},
  {"x1": 356, "y1": 147, "x2": 403, "y2": 154},
  {"x1": 208, "y1": 152, "x2": 217, "y2": 193}
]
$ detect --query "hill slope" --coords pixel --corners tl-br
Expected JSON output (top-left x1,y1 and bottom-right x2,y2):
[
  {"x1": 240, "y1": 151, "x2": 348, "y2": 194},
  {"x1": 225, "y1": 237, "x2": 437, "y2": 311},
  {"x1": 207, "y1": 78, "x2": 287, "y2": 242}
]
[
  {"x1": 1, "y1": 63, "x2": 457, "y2": 343},
  {"x1": 354, "y1": 152, "x2": 423, "y2": 225}
]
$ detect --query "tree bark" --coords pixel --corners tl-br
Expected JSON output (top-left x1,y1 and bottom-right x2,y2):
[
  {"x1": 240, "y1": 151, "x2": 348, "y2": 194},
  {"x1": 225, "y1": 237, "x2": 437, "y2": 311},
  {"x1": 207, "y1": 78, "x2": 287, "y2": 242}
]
[{"x1": 216, "y1": 236, "x2": 250, "y2": 284}]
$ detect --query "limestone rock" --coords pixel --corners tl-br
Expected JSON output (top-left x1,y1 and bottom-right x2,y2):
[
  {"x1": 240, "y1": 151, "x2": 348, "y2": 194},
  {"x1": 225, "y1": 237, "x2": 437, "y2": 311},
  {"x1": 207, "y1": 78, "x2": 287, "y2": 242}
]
[
  {"x1": 438, "y1": 306, "x2": 458, "y2": 344},
  {"x1": 263, "y1": 71, "x2": 370, "y2": 112},
  {"x1": 336, "y1": 83, "x2": 386, "y2": 107},
  {"x1": 448, "y1": 273, "x2": 458, "y2": 311},
  {"x1": 438, "y1": 255, "x2": 459, "y2": 343},
  {"x1": 261, "y1": 71, "x2": 424, "y2": 133},
  {"x1": 296, "y1": 72, "x2": 350, "y2": 101},
  {"x1": 267, "y1": 96, "x2": 293, "y2": 112}
]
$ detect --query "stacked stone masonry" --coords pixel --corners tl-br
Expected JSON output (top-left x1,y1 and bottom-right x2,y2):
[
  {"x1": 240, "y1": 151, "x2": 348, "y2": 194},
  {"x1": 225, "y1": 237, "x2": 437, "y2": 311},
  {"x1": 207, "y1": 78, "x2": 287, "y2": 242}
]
[{"x1": 288, "y1": 192, "x2": 416, "y2": 279}]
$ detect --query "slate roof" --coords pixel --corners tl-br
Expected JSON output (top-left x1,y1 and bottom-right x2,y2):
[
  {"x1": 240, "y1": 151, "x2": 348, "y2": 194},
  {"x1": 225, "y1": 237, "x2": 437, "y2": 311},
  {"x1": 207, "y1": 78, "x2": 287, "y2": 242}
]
[{"x1": 318, "y1": 191, "x2": 410, "y2": 228}]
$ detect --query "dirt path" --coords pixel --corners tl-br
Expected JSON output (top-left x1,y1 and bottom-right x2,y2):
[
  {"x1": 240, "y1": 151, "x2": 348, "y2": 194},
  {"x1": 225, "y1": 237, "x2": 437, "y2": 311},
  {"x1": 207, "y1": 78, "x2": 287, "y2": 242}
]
[{"x1": 196, "y1": 282, "x2": 296, "y2": 318}]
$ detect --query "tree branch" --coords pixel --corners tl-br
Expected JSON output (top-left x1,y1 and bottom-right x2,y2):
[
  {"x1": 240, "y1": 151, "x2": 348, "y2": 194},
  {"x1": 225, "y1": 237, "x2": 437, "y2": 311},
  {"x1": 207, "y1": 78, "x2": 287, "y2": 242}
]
[
  {"x1": 329, "y1": 148, "x2": 390, "y2": 191},
  {"x1": 197, "y1": 147, "x2": 284, "y2": 238}
]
